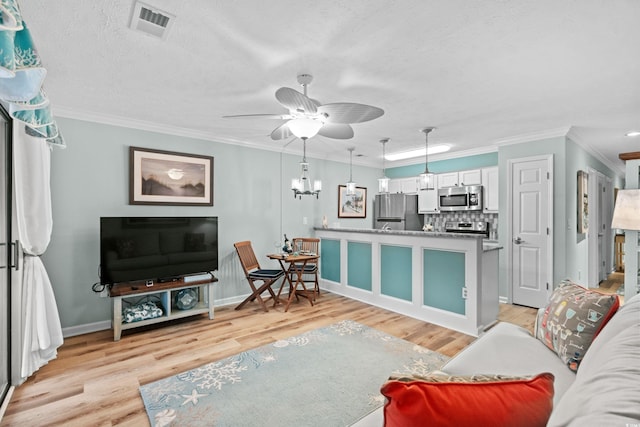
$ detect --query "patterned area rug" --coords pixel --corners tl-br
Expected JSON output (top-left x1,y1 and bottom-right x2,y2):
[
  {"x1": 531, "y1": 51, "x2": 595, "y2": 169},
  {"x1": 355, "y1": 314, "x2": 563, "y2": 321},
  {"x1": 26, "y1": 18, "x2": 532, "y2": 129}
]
[{"x1": 140, "y1": 319, "x2": 449, "y2": 427}]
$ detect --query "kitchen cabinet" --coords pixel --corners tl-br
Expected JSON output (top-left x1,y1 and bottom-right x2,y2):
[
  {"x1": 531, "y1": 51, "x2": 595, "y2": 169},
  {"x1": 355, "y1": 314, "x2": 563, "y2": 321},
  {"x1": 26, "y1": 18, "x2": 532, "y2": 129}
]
[
  {"x1": 438, "y1": 169, "x2": 482, "y2": 188},
  {"x1": 389, "y1": 177, "x2": 418, "y2": 194},
  {"x1": 418, "y1": 188, "x2": 438, "y2": 213},
  {"x1": 481, "y1": 166, "x2": 499, "y2": 212},
  {"x1": 459, "y1": 169, "x2": 482, "y2": 186}
]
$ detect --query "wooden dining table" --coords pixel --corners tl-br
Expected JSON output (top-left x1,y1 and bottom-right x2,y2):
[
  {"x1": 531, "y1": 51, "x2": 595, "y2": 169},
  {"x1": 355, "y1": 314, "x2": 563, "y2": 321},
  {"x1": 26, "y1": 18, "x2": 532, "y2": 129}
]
[{"x1": 267, "y1": 252, "x2": 319, "y2": 312}]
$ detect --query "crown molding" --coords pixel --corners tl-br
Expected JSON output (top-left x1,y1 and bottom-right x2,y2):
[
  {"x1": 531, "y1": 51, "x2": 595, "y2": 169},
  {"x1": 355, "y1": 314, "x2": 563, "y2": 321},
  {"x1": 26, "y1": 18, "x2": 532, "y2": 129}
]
[
  {"x1": 493, "y1": 126, "x2": 571, "y2": 147},
  {"x1": 566, "y1": 127, "x2": 625, "y2": 176}
]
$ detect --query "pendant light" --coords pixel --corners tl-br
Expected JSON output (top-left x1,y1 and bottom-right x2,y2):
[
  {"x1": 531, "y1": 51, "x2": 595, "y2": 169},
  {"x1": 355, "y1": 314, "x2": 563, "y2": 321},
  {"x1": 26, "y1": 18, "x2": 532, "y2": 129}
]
[
  {"x1": 378, "y1": 138, "x2": 390, "y2": 193},
  {"x1": 418, "y1": 127, "x2": 436, "y2": 190},
  {"x1": 291, "y1": 137, "x2": 322, "y2": 199},
  {"x1": 345, "y1": 147, "x2": 356, "y2": 196}
]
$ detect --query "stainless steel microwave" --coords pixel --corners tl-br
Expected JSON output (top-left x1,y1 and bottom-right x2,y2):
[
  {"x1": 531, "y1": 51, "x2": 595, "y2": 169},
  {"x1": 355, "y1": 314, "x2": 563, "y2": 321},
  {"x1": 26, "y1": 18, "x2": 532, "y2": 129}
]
[{"x1": 438, "y1": 185, "x2": 483, "y2": 211}]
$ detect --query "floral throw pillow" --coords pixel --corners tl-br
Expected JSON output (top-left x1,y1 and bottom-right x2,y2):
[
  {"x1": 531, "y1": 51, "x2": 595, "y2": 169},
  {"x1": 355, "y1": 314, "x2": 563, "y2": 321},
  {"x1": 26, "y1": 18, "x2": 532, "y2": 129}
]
[{"x1": 534, "y1": 280, "x2": 619, "y2": 371}]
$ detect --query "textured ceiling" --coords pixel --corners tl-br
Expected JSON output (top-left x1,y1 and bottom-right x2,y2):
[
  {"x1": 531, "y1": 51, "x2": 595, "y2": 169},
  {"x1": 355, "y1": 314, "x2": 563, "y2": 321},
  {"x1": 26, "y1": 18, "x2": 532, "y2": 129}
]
[{"x1": 19, "y1": 0, "x2": 640, "y2": 173}]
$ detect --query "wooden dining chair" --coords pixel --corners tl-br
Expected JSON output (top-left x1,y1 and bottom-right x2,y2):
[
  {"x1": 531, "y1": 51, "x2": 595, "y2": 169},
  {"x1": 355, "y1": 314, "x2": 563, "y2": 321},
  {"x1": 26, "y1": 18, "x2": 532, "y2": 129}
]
[
  {"x1": 234, "y1": 241, "x2": 285, "y2": 312},
  {"x1": 291, "y1": 237, "x2": 320, "y2": 300}
]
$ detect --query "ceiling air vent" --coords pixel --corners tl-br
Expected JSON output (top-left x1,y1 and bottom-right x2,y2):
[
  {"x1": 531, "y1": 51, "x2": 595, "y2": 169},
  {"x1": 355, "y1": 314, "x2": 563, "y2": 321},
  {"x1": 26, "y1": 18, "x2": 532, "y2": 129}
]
[{"x1": 129, "y1": 1, "x2": 175, "y2": 40}]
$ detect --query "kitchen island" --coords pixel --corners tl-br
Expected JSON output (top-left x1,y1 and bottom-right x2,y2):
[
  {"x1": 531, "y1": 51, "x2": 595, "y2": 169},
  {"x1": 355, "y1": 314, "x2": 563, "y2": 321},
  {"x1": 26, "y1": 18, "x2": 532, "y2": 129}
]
[{"x1": 314, "y1": 227, "x2": 501, "y2": 336}]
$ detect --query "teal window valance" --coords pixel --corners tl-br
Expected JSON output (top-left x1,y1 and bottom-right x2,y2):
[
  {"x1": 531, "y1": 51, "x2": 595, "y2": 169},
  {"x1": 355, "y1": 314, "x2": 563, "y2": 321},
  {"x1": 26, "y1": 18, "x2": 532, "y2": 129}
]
[{"x1": 0, "y1": 0, "x2": 64, "y2": 147}]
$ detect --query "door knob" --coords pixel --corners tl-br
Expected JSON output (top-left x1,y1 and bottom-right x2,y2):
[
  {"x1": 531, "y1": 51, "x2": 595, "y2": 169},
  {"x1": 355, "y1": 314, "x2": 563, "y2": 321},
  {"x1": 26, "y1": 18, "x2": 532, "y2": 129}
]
[{"x1": 513, "y1": 237, "x2": 523, "y2": 245}]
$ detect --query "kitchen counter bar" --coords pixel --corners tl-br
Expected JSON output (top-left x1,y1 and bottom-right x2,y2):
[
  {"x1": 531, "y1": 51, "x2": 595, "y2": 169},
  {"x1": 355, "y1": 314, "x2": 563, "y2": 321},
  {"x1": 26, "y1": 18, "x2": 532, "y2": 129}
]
[{"x1": 314, "y1": 227, "x2": 500, "y2": 336}]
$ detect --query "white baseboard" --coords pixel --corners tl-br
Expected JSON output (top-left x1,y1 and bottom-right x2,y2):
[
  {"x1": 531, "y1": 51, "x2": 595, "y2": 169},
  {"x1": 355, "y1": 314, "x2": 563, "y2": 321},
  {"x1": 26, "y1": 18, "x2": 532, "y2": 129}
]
[{"x1": 62, "y1": 320, "x2": 112, "y2": 338}]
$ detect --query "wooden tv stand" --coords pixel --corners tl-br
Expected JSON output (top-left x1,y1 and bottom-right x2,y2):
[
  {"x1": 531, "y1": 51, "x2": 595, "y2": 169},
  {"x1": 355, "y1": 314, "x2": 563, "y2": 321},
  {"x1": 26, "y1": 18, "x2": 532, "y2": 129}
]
[{"x1": 109, "y1": 275, "x2": 218, "y2": 341}]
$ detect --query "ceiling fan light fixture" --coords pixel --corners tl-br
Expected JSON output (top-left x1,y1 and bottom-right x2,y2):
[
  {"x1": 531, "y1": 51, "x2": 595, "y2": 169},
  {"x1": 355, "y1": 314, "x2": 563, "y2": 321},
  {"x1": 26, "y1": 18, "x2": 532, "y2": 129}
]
[
  {"x1": 287, "y1": 117, "x2": 323, "y2": 139},
  {"x1": 419, "y1": 127, "x2": 436, "y2": 190}
]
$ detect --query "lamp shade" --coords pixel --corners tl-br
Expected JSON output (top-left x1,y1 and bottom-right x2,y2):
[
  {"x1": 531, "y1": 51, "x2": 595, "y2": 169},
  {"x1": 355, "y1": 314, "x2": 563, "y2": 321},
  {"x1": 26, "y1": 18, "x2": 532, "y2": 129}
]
[
  {"x1": 288, "y1": 118, "x2": 323, "y2": 139},
  {"x1": 612, "y1": 189, "x2": 640, "y2": 230}
]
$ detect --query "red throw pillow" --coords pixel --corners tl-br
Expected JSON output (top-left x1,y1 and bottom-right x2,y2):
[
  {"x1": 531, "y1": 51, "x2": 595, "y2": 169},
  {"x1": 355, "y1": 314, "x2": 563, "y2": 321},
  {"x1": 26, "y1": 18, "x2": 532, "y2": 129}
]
[{"x1": 381, "y1": 373, "x2": 555, "y2": 427}]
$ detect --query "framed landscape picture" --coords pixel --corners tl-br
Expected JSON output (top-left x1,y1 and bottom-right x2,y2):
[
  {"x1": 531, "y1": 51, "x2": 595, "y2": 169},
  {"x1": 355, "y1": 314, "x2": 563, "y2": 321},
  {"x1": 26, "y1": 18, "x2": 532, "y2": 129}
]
[
  {"x1": 338, "y1": 185, "x2": 367, "y2": 218},
  {"x1": 129, "y1": 146, "x2": 213, "y2": 206}
]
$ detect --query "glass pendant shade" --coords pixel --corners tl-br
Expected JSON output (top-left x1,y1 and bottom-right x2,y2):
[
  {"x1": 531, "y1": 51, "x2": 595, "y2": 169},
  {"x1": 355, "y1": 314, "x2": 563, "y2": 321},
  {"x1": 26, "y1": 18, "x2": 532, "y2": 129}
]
[
  {"x1": 419, "y1": 127, "x2": 436, "y2": 190},
  {"x1": 346, "y1": 181, "x2": 356, "y2": 195},
  {"x1": 378, "y1": 176, "x2": 389, "y2": 193},
  {"x1": 378, "y1": 138, "x2": 390, "y2": 194},
  {"x1": 419, "y1": 172, "x2": 435, "y2": 190},
  {"x1": 288, "y1": 118, "x2": 323, "y2": 139},
  {"x1": 345, "y1": 147, "x2": 356, "y2": 196}
]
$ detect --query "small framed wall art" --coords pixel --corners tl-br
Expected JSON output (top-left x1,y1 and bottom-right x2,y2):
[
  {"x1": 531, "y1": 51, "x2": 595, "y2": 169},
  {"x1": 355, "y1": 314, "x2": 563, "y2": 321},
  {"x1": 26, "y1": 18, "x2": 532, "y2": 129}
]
[
  {"x1": 129, "y1": 146, "x2": 214, "y2": 206},
  {"x1": 577, "y1": 170, "x2": 588, "y2": 233},
  {"x1": 338, "y1": 185, "x2": 367, "y2": 218}
]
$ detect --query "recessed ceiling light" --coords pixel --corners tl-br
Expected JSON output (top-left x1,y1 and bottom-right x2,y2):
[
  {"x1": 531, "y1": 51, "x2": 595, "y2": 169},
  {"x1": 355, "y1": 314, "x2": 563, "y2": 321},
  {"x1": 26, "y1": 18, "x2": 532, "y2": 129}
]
[
  {"x1": 385, "y1": 145, "x2": 450, "y2": 161},
  {"x1": 626, "y1": 131, "x2": 640, "y2": 137}
]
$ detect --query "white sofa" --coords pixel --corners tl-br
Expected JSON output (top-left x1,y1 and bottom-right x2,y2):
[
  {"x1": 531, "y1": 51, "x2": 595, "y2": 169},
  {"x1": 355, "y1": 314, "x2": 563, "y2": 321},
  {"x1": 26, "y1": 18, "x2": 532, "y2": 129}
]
[{"x1": 354, "y1": 292, "x2": 640, "y2": 426}]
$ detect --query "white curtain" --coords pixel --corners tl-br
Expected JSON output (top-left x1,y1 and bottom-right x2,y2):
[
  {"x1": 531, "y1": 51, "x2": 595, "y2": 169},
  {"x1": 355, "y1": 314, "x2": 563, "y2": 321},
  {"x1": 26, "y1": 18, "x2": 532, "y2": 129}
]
[{"x1": 12, "y1": 122, "x2": 62, "y2": 381}]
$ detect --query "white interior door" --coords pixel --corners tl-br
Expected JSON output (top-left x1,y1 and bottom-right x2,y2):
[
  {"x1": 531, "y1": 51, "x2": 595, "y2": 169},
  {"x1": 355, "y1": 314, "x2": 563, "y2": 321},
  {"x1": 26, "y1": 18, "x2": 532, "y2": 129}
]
[{"x1": 509, "y1": 155, "x2": 553, "y2": 308}]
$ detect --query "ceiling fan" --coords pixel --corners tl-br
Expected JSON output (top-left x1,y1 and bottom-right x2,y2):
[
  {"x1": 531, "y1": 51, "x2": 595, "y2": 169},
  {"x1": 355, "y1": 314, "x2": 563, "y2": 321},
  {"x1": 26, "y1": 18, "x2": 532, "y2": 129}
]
[{"x1": 223, "y1": 74, "x2": 384, "y2": 140}]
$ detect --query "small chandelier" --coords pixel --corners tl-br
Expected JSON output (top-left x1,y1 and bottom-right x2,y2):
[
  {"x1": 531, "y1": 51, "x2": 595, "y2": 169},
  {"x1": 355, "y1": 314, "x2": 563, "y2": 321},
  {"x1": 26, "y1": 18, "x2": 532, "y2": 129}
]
[
  {"x1": 345, "y1": 147, "x2": 356, "y2": 196},
  {"x1": 378, "y1": 138, "x2": 390, "y2": 193},
  {"x1": 291, "y1": 137, "x2": 322, "y2": 199},
  {"x1": 418, "y1": 127, "x2": 436, "y2": 190}
]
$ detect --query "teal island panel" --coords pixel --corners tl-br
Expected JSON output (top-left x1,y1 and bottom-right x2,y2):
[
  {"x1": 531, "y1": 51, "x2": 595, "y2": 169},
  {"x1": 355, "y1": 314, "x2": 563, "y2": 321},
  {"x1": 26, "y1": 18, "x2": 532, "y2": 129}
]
[
  {"x1": 347, "y1": 241, "x2": 372, "y2": 291},
  {"x1": 381, "y1": 245, "x2": 412, "y2": 301},
  {"x1": 320, "y1": 238, "x2": 340, "y2": 282},
  {"x1": 423, "y1": 249, "x2": 465, "y2": 315}
]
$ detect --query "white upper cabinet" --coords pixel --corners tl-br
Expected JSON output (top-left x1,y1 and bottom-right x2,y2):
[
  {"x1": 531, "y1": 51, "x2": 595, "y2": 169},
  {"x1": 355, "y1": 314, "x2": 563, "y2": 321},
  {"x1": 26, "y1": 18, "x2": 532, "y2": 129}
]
[
  {"x1": 459, "y1": 169, "x2": 482, "y2": 186},
  {"x1": 437, "y1": 169, "x2": 482, "y2": 187},
  {"x1": 437, "y1": 172, "x2": 459, "y2": 188},
  {"x1": 481, "y1": 166, "x2": 499, "y2": 212},
  {"x1": 389, "y1": 177, "x2": 418, "y2": 194}
]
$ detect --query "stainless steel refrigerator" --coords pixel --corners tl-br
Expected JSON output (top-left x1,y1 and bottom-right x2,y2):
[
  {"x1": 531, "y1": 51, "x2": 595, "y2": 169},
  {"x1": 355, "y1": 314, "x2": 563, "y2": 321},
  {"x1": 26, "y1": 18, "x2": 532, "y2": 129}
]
[{"x1": 373, "y1": 193, "x2": 423, "y2": 231}]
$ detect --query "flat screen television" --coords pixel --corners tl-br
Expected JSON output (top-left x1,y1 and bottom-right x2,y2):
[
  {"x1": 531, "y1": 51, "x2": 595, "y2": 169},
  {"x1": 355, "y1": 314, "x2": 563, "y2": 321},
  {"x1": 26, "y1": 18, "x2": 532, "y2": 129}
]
[{"x1": 100, "y1": 216, "x2": 218, "y2": 285}]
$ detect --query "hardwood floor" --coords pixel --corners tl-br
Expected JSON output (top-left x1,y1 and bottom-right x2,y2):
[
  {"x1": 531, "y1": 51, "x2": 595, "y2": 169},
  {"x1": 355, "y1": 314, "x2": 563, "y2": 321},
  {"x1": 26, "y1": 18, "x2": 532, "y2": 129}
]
[{"x1": 1, "y1": 293, "x2": 536, "y2": 426}]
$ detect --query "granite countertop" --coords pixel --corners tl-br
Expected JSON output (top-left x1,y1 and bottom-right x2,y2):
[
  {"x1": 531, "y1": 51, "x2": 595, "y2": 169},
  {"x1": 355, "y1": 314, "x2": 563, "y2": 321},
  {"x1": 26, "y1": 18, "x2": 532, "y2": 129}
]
[
  {"x1": 314, "y1": 227, "x2": 504, "y2": 251},
  {"x1": 314, "y1": 226, "x2": 480, "y2": 239}
]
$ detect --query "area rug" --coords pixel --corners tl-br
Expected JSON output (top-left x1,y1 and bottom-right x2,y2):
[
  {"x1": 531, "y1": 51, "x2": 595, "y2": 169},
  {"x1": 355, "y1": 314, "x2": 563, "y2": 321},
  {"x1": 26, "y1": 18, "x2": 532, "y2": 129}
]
[{"x1": 140, "y1": 319, "x2": 449, "y2": 427}]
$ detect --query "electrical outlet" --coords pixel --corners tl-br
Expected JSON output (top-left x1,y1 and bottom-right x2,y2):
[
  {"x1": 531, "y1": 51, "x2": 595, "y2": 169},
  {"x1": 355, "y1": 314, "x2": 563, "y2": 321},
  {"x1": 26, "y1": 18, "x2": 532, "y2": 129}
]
[
  {"x1": 303, "y1": 216, "x2": 308, "y2": 225},
  {"x1": 462, "y1": 287, "x2": 468, "y2": 299}
]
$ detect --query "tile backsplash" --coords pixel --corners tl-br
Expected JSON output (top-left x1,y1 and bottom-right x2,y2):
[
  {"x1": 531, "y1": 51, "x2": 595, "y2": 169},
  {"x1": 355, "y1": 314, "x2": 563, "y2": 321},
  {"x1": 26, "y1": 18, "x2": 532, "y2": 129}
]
[{"x1": 423, "y1": 212, "x2": 499, "y2": 239}]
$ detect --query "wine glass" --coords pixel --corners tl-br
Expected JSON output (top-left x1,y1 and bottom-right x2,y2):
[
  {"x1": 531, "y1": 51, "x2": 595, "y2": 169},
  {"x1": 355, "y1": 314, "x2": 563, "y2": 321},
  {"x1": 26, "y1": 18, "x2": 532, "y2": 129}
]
[
  {"x1": 273, "y1": 240, "x2": 281, "y2": 254},
  {"x1": 562, "y1": 308, "x2": 576, "y2": 327}
]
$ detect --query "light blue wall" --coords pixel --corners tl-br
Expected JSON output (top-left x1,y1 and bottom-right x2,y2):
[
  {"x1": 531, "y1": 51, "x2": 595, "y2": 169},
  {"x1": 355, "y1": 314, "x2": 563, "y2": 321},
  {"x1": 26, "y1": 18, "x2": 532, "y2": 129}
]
[
  {"x1": 44, "y1": 118, "x2": 621, "y2": 329},
  {"x1": 564, "y1": 138, "x2": 618, "y2": 284},
  {"x1": 386, "y1": 152, "x2": 498, "y2": 178},
  {"x1": 44, "y1": 117, "x2": 381, "y2": 329}
]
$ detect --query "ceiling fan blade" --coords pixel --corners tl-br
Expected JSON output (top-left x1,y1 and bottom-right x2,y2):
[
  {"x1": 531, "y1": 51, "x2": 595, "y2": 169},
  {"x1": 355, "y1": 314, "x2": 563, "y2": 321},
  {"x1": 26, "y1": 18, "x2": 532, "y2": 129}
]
[
  {"x1": 222, "y1": 113, "x2": 290, "y2": 120},
  {"x1": 275, "y1": 87, "x2": 319, "y2": 114},
  {"x1": 318, "y1": 123, "x2": 354, "y2": 140},
  {"x1": 270, "y1": 122, "x2": 293, "y2": 140},
  {"x1": 317, "y1": 103, "x2": 384, "y2": 124}
]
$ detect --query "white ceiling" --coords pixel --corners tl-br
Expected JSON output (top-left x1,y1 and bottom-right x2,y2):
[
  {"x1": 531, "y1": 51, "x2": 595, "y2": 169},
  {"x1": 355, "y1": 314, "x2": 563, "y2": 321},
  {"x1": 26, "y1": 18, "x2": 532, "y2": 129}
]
[{"x1": 20, "y1": 0, "x2": 640, "y2": 174}]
